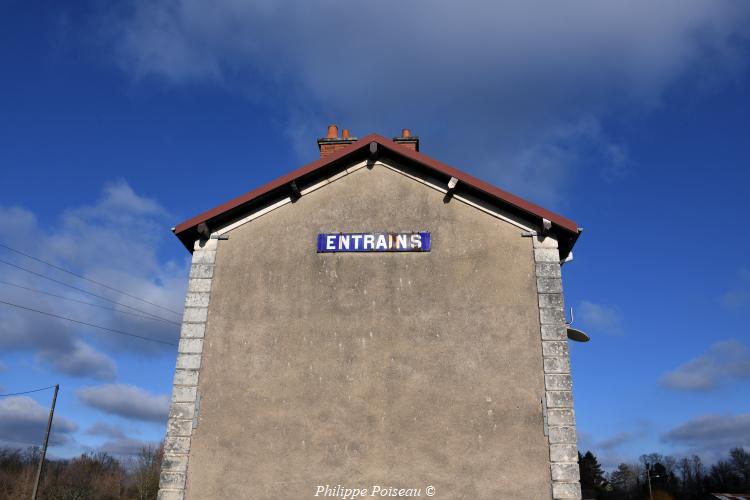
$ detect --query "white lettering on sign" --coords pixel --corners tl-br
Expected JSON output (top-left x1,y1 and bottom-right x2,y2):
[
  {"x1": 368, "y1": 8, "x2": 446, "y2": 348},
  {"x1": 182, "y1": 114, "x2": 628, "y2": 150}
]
[
  {"x1": 317, "y1": 232, "x2": 431, "y2": 253},
  {"x1": 410, "y1": 234, "x2": 422, "y2": 249},
  {"x1": 325, "y1": 235, "x2": 337, "y2": 251}
]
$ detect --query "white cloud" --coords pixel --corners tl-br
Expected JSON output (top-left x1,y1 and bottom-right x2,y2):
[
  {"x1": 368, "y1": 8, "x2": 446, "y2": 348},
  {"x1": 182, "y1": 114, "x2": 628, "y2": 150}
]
[
  {"x1": 103, "y1": 0, "x2": 750, "y2": 205},
  {"x1": 598, "y1": 431, "x2": 644, "y2": 451},
  {"x1": 660, "y1": 340, "x2": 750, "y2": 391},
  {"x1": 83, "y1": 422, "x2": 158, "y2": 456},
  {"x1": 85, "y1": 421, "x2": 127, "y2": 439},
  {"x1": 578, "y1": 425, "x2": 650, "y2": 469},
  {"x1": 578, "y1": 300, "x2": 623, "y2": 336},
  {"x1": 38, "y1": 341, "x2": 117, "y2": 381},
  {"x1": 77, "y1": 384, "x2": 170, "y2": 423},
  {"x1": 662, "y1": 413, "x2": 750, "y2": 460},
  {"x1": 0, "y1": 180, "x2": 187, "y2": 379},
  {"x1": 0, "y1": 396, "x2": 78, "y2": 447}
]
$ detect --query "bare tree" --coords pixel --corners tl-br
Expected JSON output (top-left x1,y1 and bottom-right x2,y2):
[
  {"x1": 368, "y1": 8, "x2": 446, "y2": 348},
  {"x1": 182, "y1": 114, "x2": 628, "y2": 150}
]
[
  {"x1": 729, "y1": 447, "x2": 750, "y2": 488},
  {"x1": 131, "y1": 442, "x2": 163, "y2": 500}
]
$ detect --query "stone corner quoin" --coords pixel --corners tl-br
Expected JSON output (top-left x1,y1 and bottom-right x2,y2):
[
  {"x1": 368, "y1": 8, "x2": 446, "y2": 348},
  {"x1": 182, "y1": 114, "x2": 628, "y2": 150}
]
[
  {"x1": 533, "y1": 235, "x2": 582, "y2": 500},
  {"x1": 157, "y1": 238, "x2": 217, "y2": 500}
]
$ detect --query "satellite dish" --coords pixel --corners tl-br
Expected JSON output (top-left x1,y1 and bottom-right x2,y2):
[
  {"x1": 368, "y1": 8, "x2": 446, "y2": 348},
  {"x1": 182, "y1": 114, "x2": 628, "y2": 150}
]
[
  {"x1": 563, "y1": 307, "x2": 590, "y2": 342},
  {"x1": 567, "y1": 327, "x2": 590, "y2": 343}
]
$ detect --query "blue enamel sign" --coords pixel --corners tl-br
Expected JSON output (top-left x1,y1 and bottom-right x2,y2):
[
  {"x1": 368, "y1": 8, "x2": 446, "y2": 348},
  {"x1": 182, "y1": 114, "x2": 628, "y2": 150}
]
[{"x1": 317, "y1": 232, "x2": 431, "y2": 253}]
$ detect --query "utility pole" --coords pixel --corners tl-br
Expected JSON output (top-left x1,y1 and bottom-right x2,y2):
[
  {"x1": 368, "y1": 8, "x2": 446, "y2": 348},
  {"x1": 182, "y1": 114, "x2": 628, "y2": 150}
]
[
  {"x1": 31, "y1": 384, "x2": 58, "y2": 500},
  {"x1": 646, "y1": 463, "x2": 653, "y2": 500}
]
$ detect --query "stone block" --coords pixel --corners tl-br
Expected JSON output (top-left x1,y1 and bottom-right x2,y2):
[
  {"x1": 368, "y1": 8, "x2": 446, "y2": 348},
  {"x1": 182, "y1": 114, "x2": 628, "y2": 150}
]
[
  {"x1": 545, "y1": 374, "x2": 573, "y2": 391},
  {"x1": 551, "y1": 463, "x2": 580, "y2": 482},
  {"x1": 540, "y1": 307, "x2": 566, "y2": 325},
  {"x1": 538, "y1": 293, "x2": 564, "y2": 308},
  {"x1": 537, "y1": 277, "x2": 563, "y2": 293},
  {"x1": 533, "y1": 235, "x2": 559, "y2": 249},
  {"x1": 194, "y1": 238, "x2": 218, "y2": 251},
  {"x1": 192, "y1": 250, "x2": 216, "y2": 264},
  {"x1": 187, "y1": 278, "x2": 212, "y2": 293},
  {"x1": 534, "y1": 247, "x2": 560, "y2": 263},
  {"x1": 548, "y1": 426, "x2": 577, "y2": 444},
  {"x1": 184, "y1": 292, "x2": 210, "y2": 308},
  {"x1": 547, "y1": 391, "x2": 574, "y2": 408},
  {"x1": 173, "y1": 369, "x2": 199, "y2": 386},
  {"x1": 541, "y1": 325, "x2": 567, "y2": 340},
  {"x1": 172, "y1": 386, "x2": 197, "y2": 403},
  {"x1": 536, "y1": 262, "x2": 562, "y2": 278},
  {"x1": 189, "y1": 264, "x2": 214, "y2": 279},
  {"x1": 157, "y1": 490, "x2": 184, "y2": 500},
  {"x1": 552, "y1": 482, "x2": 582, "y2": 499},
  {"x1": 176, "y1": 354, "x2": 201, "y2": 370},
  {"x1": 178, "y1": 338, "x2": 204, "y2": 355},
  {"x1": 182, "y1": 307, "x2": 207, "y2": 323},
  {"x1": 167, "y1": 418, "x2": 193, "y2": 437},
  {"x1": 547, "y1": 409, "x2": 575, "y2": 426},
  {"x1": 159, "y1": 471, "x2": 186, "y2": 490},
  {"x1": 542, "y1": 341, "x2": 569, "y2": 357},
  {"x1": 164, "y1": 436, "x2": 191, "y2": 455},
  {"x1": 161, "y1": 453, "x2": 188, "y2": 472},
  {"x1": 550, "y1": 444, "x2": 578, "y2": 462},
  {"x1": 544, "y1": 356, "x2": 570, "y2": 374},
  {"x1": 169, "y1": 403, "x2": 195, "y2": 420},
  {"x1": 180, "y1": 323, "x2": 205, "y2": 339}
]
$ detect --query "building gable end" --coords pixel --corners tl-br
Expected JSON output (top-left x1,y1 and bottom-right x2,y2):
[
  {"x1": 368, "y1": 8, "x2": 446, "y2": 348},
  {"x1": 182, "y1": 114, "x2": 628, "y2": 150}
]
[{"x1": 173, "y1": 134, "x2": 580, "y2": 258}]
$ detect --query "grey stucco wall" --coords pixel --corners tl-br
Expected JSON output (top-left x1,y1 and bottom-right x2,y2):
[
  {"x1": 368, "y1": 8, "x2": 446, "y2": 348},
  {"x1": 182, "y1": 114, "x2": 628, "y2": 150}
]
[{"x1": 167, "y1": 162, "x2": 571, "y2": 499}]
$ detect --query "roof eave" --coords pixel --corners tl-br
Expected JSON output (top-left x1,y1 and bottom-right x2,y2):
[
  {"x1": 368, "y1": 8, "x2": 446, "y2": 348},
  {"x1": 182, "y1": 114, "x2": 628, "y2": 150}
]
[{"x1": 173, "y1": 134, "x2": 582, "y2": 257}]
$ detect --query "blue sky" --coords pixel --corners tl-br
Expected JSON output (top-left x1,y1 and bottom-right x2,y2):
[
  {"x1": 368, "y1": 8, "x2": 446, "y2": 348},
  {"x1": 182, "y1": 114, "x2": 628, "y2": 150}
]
[{"x1": 1, "y1": 0, "x2": 749, "y2": 467}]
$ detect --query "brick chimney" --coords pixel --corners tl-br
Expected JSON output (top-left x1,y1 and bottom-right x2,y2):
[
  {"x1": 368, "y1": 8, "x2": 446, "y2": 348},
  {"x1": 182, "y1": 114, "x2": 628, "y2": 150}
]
[
  {"x1": 317, "y1": 124, "x2": 357, "y2": 158},
  {"x1": 393, "y1": 128, "x2": 419, "y2": 152}
]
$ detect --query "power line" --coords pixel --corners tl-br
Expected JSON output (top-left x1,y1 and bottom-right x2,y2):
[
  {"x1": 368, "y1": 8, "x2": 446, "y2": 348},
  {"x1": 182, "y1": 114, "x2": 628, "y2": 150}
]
[
  {"x1": 0, "y1": 299, "x2": 178, "y2": 346},
  {"x1": 0, "y1": 279, "x2": 180, "y2": 326},
  {"x1": 0, "y1": 258, "x2": 180, "y2": 325},
  {"x1": 0, "y1": 242, "x2": 181, "y2": 316},
  {"x1": 0, "y1": 385, "x2": 56, "y2": 397}
]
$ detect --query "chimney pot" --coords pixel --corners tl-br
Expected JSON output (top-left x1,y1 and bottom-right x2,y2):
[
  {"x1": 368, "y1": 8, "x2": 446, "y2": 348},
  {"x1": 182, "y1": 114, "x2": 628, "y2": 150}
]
[
  {"x1": 393, "y1": 128, "x2": 419, "y2": 152},
  {"x1": 317, "y1": 124, "x2": 357, "y2": 158}
]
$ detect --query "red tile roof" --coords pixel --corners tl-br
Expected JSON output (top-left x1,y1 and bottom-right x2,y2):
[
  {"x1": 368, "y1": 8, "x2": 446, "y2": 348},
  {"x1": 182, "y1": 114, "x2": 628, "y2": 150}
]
[{"x1": 173, "y1": 134, "x2": 581, "y2": 255}]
